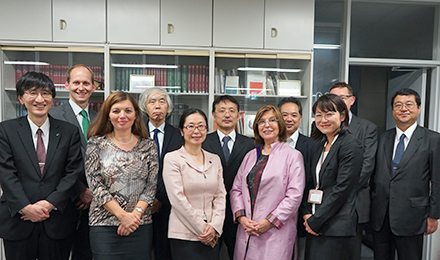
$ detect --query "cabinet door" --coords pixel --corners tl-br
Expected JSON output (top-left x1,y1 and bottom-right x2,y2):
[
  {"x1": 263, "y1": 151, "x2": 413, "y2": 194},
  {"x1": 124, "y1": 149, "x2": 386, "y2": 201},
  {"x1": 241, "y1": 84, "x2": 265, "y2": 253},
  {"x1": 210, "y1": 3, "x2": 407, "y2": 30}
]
[
  {"x1": 53, "y1": 0, "x2": 105, "y2": 43},
  {"x1": 0, "y1": 0, "x2": 51, "y2": 41},
  {"x1": 161, "y1": 0, "x2": 212, "y2": 47},
  {"x1": 213, "y1": 0, "x2": 264, "y2": 49},
  {"x1": 107, "y1": 0, "x2": 160, "y2": 45},
  {"x1": 265, "y1": 0, "x2": 314, "y2": 51}
]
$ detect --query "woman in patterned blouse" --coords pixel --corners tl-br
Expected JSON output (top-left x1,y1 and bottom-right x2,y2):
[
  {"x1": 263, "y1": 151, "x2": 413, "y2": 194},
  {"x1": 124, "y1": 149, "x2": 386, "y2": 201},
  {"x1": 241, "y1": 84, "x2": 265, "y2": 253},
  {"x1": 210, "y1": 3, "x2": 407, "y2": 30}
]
[{"x1": 85, "y1": 91, "x2": 158, "y2": 260}]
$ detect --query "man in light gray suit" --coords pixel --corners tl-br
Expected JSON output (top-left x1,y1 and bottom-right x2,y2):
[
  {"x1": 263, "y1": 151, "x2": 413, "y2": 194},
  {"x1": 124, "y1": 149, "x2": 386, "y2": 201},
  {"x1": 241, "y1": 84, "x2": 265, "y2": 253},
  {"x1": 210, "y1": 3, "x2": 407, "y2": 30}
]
[{"x1": 49, "y1": 64, "x2": 97, "y2": 260}]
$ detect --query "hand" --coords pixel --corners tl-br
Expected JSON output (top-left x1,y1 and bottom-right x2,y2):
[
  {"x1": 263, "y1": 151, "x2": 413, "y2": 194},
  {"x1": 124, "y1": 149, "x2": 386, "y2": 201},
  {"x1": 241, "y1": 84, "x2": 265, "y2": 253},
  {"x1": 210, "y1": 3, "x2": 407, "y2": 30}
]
[
  {"x1": 76, "y1": 188, "x2": 93, "y2": 210},
  {"x1": 117, "y1": 224, "x2": 132, "y2": 236},
  {"x1": 426, "y1": 217, "x2": 438, "y2": 235},
  {"x1": 150, "y1": 198, "x2": 162, "y2": 214},
  {"x1": 303, "y1": 214, "x2": 320, "y2": 236},
  {"x1": 238, "y1": 216, "x2": 259, "y2": 236},
  {"x1": 254, "y1": 219, "x2": 273, "y2": 235},
  {"x1": 198, "y1": 225, "x2": 216, "y2": 245},
  {"x1": 118, "y1": 212, "x2": 141, "y2": 234},
  {"x1": 34, "y1": 200, "x2": 55, "y2": 212},
  {"x1": 20, "y1": 204, "x2": 50, "y2": 222}
]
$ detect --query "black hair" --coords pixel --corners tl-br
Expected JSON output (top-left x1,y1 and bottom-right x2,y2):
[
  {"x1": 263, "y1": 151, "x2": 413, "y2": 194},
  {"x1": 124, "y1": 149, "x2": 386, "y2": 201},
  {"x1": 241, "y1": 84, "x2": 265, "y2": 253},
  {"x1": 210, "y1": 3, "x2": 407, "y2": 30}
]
[
  {"x1": 16, "y1": 72, "x2": 56, "y2": 98},
  {"x1": 277, "y1": 97, "x2": 303, "y2": 116},
  {"x1": 391, "y1": 88, "x2": 421, "y2": 108},
  {"x1": 179, "y1": 108, "x2": 208, "y2": 131},
  {"x1": 212, "y1": 95, "x2": 240, "y2": 112}
]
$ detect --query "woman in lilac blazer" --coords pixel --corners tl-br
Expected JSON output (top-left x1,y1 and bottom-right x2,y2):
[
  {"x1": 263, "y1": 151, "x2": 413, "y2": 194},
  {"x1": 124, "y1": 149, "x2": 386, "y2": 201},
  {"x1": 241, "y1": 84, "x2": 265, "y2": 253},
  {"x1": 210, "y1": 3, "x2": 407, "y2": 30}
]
[{"x1": 230, "y1": 105, "x2": 305, "y2": 260}]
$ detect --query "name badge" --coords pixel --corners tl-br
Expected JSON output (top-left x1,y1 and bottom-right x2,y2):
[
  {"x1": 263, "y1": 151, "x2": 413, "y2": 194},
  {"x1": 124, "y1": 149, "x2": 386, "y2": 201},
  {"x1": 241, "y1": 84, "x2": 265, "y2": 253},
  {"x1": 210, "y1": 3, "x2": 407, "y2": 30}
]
[{"x1": 308, "y1": 189, "x2": 323, "y2": 204}]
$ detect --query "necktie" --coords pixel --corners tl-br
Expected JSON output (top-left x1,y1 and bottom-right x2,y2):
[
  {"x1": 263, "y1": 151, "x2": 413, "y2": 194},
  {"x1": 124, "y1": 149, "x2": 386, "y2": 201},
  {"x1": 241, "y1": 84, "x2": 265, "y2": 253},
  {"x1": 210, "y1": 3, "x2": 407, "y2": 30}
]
[
  {"x1": 222, "y1": 136, "x2": 231, "y2": 162},
  {"x1": 392, "y1": 133, "x2": 406, "y2": 175},
  {"x1": 80, "y1": 110, "x2": 89, "y2": 141},
  {"x1": 153, "y1": 129, "x2": 160, "y2": 160},
  {"x1": 36, "y1": 128, "x2": 46, "y2": 175}
]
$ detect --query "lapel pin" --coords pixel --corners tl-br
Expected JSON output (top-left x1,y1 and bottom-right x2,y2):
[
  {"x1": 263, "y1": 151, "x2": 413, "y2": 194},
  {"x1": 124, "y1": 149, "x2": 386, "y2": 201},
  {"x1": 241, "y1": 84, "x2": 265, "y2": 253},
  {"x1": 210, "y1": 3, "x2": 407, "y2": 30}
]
[
  {"x1": 209, "y1": 161, "x2": 212, "y2": 164},
  {"x1": 56, "y1": 133, "x2": 60, "y2": 137}
]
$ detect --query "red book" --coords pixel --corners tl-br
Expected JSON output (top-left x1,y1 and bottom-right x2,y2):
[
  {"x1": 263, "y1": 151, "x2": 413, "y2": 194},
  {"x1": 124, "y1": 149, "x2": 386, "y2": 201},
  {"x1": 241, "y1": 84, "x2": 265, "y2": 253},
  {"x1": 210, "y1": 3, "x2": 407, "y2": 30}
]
[{"x1": 16, "y1": 64, "x2": 22, "y2": 83}]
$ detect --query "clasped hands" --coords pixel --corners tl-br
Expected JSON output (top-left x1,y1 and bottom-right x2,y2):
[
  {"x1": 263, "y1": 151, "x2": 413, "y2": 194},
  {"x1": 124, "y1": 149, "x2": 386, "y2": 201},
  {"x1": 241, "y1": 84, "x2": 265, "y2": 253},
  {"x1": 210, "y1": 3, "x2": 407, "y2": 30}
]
[
  {"x1": 238, "y1": 216, "x2": 273, "y2": 237},
  {"x1": 117, "y1": 211, "x2": 142, "y2": 237},
  {"x1": 20, "y1": 200, "x2": 55, "y2": 222},
  {"x1": 303, "y1": 214, "x2": 320, "y2": 236},
  {"x1": 198, "y1": 224, "x2": 218, "y2": 247}
]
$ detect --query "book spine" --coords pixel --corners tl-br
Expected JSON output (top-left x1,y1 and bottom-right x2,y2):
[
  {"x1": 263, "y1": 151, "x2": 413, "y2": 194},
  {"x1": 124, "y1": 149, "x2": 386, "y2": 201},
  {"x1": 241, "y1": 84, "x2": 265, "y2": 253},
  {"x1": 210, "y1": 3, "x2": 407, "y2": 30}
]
[{"x1": 182, "y1": 65, "x2": 188, "y2": 93}]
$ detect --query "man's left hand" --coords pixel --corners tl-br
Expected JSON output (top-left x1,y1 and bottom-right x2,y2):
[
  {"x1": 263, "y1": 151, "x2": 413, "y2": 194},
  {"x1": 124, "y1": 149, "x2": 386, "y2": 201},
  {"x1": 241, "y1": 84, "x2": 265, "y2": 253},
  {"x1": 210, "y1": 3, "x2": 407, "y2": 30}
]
[{"x1": 426, "y1": 217, "x2": 438, "y2": 235}]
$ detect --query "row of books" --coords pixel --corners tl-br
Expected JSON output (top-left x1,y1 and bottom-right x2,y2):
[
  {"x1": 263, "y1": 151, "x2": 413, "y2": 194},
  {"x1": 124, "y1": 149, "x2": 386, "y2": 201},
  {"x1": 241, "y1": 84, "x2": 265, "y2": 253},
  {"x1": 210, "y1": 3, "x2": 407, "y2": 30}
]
[
  {"x1": 114, "y1": 64, "x2": 209, "y2": 93},
  {"x1": 14, "y1": 64, "x2": 104, "y2": 90},
  {"x1": 15, "y1": 100, "x2": 103, "y2": 118},
  {"x1": 215, "y1": 69, "x2": 300, "y2": 96}
]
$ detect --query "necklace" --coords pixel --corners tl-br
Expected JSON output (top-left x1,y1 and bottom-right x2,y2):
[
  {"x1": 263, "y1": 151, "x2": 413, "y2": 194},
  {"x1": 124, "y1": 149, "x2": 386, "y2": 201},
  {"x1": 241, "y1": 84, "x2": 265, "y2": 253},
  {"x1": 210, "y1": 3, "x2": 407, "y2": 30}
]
[{"x1": 112, "y1": 132, "x2": 133, "y2": 145}]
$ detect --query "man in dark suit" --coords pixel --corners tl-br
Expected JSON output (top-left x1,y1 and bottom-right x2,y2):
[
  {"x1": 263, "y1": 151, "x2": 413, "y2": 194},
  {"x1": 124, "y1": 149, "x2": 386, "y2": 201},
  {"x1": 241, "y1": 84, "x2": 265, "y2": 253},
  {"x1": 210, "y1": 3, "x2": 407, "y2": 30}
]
[
  {"x1": 139, "y1": 87, "x2": 182, "y2": 260},
  {"x1": 202, "y1": 95, "x2": 254, "y2": 259},
  {"x1": 0, "y1": 72, "x2": 83, "y2": 260},
  {"x1": 371, "y1": 88, "x2": 440, "y2": 260},
  {"x1": 49, "y1": 64, "x2": 97, "y2": 260},
  {"x1": 329, "y1": 82, "x2": 377, "y2": 259},
  {"x1": 277, "y1": 97, "x2": 316, "y2": 260}
]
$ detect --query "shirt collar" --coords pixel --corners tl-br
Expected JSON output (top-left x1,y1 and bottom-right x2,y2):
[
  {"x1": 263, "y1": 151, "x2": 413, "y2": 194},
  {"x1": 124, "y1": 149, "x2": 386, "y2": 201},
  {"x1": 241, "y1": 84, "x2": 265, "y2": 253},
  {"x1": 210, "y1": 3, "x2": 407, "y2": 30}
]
[
  {"x1": 217, "y1": 129, "x2": 236, "y2": 143},
  {"x1": 395, "y1": 121, "x2": 417, "y2": 141},
  {"x1": 287, "y1": 130, "x2": 299, "y2": 144},
  {"x1": 349, "y1": 111, "x2": 353, "y2": 124},
  {"x1": 69, "y1": 99, "x2": 89, "y2": 116},
  {"x1": 27, "y1": 116, "x2": 50, "y2": 136},
  {"x1": 149, "y1": 121, "x2": 165, "y2": 133}
]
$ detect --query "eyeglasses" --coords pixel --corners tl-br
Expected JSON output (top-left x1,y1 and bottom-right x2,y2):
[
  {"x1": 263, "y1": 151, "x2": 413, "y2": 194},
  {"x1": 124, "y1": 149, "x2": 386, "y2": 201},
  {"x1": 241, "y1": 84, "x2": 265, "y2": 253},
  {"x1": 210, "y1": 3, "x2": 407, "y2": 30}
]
[
  {"x1": 393, "y1": 102, "x2": 416, "y2": 111},
  {"x1": 148, "y1": 98, "x2": 167, "y2": 105},
  {"x1": 314, "y1": 112, "x2": 336, "y2": 120},
  {"x1": 216, "y1": 109, "x2": 237, "y2": 115},
  {"x1": 24, "y1": 90, "x2": 53, "y2": 99},
  {"x1": 183, "y1": 124, "x2": 208, "y2": 131},
  {"x1": 338, "y1": 94, "x2": 353, "y2": 100},
  {"x1": 256, "y1": 118, "x2": 278, "y2": 126}
]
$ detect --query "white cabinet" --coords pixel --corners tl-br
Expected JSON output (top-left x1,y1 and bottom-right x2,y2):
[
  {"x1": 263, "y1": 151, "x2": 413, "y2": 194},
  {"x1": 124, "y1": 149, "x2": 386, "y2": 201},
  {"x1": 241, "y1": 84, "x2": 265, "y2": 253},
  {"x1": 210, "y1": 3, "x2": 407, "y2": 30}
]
[
  {"x1": 107, "y1": 0, "x2": 160, "y2": 45},
  {"x1": 0, "y1": 0, "x2": 51, "y2": 41},
  {"x1": 213, "y1": 0, "x2": 264, "y2": 49},
  {"x1": 53, "y1": 0, "x2": 106, "y2": 43},
  {"x1": 265, "y1": 0, "x2": 314, "y2": 51},
  {"x1": 161, "y1": 0, "x2": 212, "y2": 47}
]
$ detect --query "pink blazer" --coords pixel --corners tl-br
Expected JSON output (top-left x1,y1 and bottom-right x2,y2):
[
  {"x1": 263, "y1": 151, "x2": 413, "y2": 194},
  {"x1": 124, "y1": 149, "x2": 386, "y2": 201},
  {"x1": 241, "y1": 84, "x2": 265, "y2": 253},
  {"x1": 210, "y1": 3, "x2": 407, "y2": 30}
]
[{"x1": 163, "y1": 146, "x2": 226, "y2": 241}]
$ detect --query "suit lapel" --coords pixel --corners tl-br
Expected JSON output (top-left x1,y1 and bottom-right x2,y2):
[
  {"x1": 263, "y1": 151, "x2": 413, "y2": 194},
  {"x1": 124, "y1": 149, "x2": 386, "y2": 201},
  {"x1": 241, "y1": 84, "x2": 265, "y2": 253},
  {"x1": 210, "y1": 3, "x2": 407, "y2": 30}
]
[
  {"x1": 229, "y1": 134, "x2": 246, "y2": 165},
  {"x1": 17, "y1": 118, "x2": 41, "y2": 176},
  {"x1": 349, "y1": 115, "x2": 360, "y2": 136},
  {"x1": 311, "y1": 143, "x2": 324, "y2": 186},
  {"x1": 296, "y1": 134, "x2": 306, "y2": 151},
  {"x1": 394, "y1": 126, "x2": 423, "y2": 176},
  {"x1": 44, "y1": 118, "x2": 61, "y2": 177},
  {"x1": 62, "y1": 103, "x2": 87, "y2": 148},
  {"x1": 384, "y1": 129, "x2": 396, "y2": 177},
  {"x1": 318, "y1": 135, "x2": 342, "y2": 184},
  {"x1": 206, "y1": 133, "x2": 226, "y2": 164},
  {"x1": 161, "y1": 123, "x2": 173, "y2": 158}
]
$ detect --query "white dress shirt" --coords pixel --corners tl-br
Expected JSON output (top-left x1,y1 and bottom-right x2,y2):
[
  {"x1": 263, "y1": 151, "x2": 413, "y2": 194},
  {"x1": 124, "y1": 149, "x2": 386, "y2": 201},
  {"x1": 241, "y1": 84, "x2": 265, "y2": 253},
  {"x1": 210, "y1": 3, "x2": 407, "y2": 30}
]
[{"x1": 217, "y1": 129, "x2": 236, "y2": 154}]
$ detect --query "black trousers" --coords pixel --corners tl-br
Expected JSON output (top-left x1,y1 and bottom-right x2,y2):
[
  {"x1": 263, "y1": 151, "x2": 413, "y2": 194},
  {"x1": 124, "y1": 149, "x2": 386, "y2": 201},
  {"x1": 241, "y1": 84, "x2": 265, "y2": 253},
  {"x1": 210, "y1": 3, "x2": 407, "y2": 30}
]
[
  {"x1": 71, "y1": 208, "x2": 93, "y2": 260},
  {"x1": 373, "y1": 213, "x2": 423, "y2": 260},
  {"x1": 3, "y1": 222, "x2": 74, "y2": 260},
  {"x1": 219, "y1": 203, "x2": 238, "y2": 260},
  {"x1": 305, "y1": 233, "x2": 359, "y2": 260},
  {"x1": 152, "y1": 207, "x2": 172, "y2": 260}
]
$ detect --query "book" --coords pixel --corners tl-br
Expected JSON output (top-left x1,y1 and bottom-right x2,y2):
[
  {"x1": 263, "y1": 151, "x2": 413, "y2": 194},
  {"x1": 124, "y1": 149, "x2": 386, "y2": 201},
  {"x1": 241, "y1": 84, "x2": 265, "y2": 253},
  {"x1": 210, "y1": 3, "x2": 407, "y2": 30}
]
[{"x1": 225, "y1": 76, "x2": 239, "y2": 94}]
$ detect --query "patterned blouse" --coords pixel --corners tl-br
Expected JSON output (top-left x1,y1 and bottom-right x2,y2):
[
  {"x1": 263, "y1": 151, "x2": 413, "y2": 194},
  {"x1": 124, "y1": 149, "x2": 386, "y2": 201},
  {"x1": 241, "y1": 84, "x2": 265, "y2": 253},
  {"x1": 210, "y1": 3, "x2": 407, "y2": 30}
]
[
  {"x1": 86, "y1": 135, "x2": 159, "y2": 226},
  {"x1": 247, "y1": 154, "x2": 269, "y2": 214}
]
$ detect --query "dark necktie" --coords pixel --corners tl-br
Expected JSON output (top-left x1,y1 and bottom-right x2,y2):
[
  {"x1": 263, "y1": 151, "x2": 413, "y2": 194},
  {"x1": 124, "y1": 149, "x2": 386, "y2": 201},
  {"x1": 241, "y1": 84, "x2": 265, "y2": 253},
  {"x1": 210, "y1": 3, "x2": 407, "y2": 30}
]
[
  {"x1": 392, "y1": 133, "x2": 406, "y2": 175},
  {"x1": 36, "y1": 128, "x2": 46, "y2": 175},
  {"x1": 80, "y1": 110, "x2": 89, "y2": 141},
  {"x1": 222, "y1": 136, "x2": 231, "y2": 162},
  {"x1": 153, "y1": 129, "x2": 160, "y2": 160}
]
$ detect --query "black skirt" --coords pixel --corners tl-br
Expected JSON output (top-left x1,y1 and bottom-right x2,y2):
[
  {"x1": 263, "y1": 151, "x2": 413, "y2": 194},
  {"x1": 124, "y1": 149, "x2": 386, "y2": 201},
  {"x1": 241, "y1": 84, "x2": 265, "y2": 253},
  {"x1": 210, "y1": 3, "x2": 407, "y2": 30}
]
[{"x1": 170, "y1": 238, "x2": 220, "y2": 260}]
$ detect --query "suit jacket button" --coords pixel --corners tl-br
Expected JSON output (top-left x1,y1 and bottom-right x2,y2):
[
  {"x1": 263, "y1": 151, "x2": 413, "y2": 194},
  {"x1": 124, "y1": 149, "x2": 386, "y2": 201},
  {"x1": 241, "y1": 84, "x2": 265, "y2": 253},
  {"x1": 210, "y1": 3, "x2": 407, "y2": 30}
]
[{"x1": 40, "y1": 182, "x2": 44, "y2": 186}]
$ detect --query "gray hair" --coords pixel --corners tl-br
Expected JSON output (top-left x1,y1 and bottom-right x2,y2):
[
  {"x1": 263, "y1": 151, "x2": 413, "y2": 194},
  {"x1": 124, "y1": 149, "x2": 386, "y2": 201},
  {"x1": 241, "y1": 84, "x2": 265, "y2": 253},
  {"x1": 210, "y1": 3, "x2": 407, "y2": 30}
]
[{"x1": 138, "y1": 87, "x2": 174, "y2": 116}]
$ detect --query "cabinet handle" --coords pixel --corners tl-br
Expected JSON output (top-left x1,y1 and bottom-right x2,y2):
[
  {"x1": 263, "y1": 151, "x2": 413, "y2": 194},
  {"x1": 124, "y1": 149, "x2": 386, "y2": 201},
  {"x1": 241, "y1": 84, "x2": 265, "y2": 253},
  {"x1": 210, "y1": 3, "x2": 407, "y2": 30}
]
[
  {"x1": 60, "y1": 19, "x2": 67, "y2": 30},
  {"x1": 271, "y1": 28, "x2": 278, "y2": 38},
  {"x1": 167, "y1": 24, "x2": 174, "y2": 34}
]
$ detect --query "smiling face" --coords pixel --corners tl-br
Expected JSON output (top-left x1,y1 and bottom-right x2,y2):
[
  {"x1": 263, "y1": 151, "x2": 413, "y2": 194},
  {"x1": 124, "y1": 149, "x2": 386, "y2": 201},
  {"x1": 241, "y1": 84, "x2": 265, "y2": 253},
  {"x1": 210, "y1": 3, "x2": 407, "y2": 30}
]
[
  {"x1": 65, "y1": 66, "x2": 95, "y2": 109},
  {"x1": 257, "y1": 110, "x2": 280, "y2": 145},
  {"x1": 314, "y1": 106, "x2": 346, "y2": 139},
  {"x1": 145, "y1": 92, "x2": 169, "y2": 127},
  {"x1": 109, "y1": 99, "x2": 136, "y2": 132},
  {"x1": 392, "y1": 94, "x2": 421, "y2": 131},
  {"x1": 213, "y1": 100, "x2": 239, "y2": 134},
  {"x1": 280, "y1": 102, "x2": 302, "y2": 135},
  {"x1": 18, "y1": 87, "x2": 53, "y2": 125},
  {"x1": 181, "y1": 113, "x2": 207, "y2": 147}
]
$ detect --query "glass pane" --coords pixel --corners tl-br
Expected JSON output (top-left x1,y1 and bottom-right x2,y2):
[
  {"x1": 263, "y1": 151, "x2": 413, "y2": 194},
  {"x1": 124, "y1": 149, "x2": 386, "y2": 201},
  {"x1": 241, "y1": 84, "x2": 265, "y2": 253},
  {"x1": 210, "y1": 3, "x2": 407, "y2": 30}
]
[{"x1": 350, "y1": 2, "x2": 435, "y2": 60}]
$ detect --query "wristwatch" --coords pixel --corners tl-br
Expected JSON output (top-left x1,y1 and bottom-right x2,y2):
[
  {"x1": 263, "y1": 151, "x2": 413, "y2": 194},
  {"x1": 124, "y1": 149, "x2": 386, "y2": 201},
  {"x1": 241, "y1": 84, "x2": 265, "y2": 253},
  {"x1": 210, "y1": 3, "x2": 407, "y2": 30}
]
[{"x1": 135, "y1": 207, "x2": 144, "y2": 214}]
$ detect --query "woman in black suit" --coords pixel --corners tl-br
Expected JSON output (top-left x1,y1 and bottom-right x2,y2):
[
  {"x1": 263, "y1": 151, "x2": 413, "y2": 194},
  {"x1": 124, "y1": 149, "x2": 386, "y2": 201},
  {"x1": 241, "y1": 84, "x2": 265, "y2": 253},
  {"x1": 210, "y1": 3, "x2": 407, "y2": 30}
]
[{"x1": 301, "y1": 94, "x2": 363, "y2": 260}]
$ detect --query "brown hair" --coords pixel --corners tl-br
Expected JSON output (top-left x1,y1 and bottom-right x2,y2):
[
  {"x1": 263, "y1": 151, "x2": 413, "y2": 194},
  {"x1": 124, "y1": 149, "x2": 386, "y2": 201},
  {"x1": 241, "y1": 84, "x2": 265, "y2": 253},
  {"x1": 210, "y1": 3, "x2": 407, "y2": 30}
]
[
  {"x1": 329, "y1": 82, "x2": 353, "y2": 95},
  {"x1": 253, "y1": 105, "x2": 287, "y2": 146},
  {"x1": 66, "y1": 64, "x2": 95, "y2": 83},
  {"x1": 87, "y1": 91, "x2": 149, "y2": 139}
]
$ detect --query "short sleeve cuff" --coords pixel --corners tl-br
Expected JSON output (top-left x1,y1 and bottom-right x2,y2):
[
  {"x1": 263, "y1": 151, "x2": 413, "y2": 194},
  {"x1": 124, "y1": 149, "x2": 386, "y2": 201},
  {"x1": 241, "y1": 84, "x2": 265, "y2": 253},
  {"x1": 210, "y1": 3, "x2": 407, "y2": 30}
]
[{"x1": 267, "y1": 213, "x2": 284, "y2": 229}]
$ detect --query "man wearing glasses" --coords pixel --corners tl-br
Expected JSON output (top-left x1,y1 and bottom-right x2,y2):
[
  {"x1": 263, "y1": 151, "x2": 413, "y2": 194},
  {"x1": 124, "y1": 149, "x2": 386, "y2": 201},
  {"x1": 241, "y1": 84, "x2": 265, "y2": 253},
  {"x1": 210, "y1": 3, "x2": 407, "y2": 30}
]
[
  {"x1": 203, "y1": 95, "x2": 254, "y2": 259},
  {"x1": 329, "y1": 82, "x2": 377, "y2": 259},
  {"x1": 0, "y1": 72, "x2": 83, "y2": 260},
  {"x1": 371, "y1": 88, "x2": 440, "y2": 260}
]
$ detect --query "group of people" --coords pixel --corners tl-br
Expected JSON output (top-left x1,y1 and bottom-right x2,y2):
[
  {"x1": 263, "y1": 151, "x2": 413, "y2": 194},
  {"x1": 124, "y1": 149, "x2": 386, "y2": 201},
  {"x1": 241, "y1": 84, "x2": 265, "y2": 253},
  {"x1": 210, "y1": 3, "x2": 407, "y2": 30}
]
[{"x1": 0, "y1": 65, "x2": 438, "y2": 260}]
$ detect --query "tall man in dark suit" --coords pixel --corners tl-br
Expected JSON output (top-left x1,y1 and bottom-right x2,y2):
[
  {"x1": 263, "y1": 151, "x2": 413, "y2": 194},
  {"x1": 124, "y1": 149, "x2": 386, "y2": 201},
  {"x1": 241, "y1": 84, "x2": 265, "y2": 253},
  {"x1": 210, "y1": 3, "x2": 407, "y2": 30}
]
[
  {"x1": 278, "y1": 97, "x2": 316, "y2": 260},
  {"x1": 49, "y1": 64, "x2": 97, "y2": 260},
  {"x1": 371, "y1": 88, "x2": 440, "y2": 260},
  {"x1": 329, "y1": 82, "x2": 377, "y2": 259},
  {"x1": 202, "y1": 95, "x2": 255, "y2": 259},
  {"x1": 0, "y1": 72, "x2": 83, "y2": 260},
  {"x1": 139, "y1": 87, "x2": 182, "y2": 260}
]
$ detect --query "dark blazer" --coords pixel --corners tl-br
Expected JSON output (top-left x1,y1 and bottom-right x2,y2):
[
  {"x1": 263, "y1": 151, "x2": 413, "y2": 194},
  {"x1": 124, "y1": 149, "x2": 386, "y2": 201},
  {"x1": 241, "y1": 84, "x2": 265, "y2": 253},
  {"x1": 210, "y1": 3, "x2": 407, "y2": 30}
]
[
  {"x1": 0, "y1": 116, "x2": 83, "y2": 241},
  {"x1": 49, "y1": 102, "x2": 97, "y2": 197},
  {"x1": 371, "y1": 126, "x2": 440, "y2": 236},
  {"x1": 202, "y1": 131, "x2": 255, "y2": 193},
  {"x1": 146, "y1": 121, "x2": 182, "y2": 205},
  {"x1": 349, "y1": 114, "x2": 377, "y2": 223},
  {"x1": 301, "y1": 132, "x2": 363, "y2": 236}
]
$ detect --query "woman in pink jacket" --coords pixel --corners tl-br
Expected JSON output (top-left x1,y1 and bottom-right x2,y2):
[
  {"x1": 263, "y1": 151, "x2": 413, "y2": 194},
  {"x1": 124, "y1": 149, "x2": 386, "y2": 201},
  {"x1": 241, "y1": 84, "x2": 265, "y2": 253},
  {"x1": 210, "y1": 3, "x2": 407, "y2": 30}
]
[{"x1": 230, "y1": 105, "x2": 305, "y2": 260}]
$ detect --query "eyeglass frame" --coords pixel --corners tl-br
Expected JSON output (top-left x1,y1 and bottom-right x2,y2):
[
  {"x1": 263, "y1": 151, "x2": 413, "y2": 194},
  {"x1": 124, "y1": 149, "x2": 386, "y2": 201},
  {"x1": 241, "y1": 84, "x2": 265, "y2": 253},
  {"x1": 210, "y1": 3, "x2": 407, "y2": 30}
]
[
  {"x1": 256, "y1": 118, "x2": 279, "y2": 126},
  {"x1": 24, "y1": 90, "x2": 53, "y2": 99},
  {"x1": 393, "y1": 102, "x2": 417, "y2": 111},
  {"x1": 183, "y1": 124, "x2": 208, "y2": 131}
]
